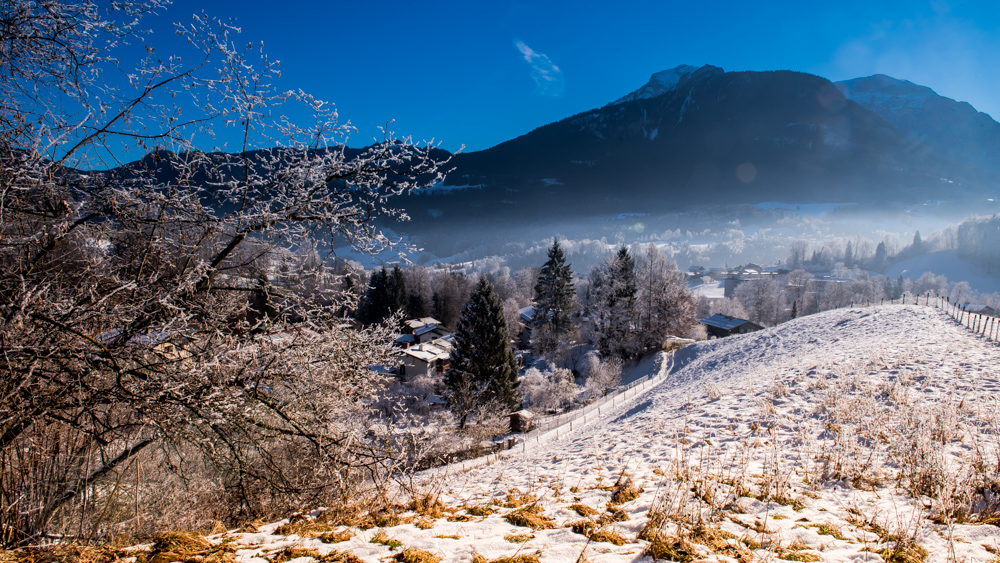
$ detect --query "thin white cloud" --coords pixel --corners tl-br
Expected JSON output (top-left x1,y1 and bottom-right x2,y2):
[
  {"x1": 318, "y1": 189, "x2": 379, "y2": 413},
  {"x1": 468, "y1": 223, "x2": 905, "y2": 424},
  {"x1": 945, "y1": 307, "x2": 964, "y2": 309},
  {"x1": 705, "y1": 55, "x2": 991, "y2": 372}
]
[{"x1": 514, "y1": 40, "x2": 565, "y2": 97}]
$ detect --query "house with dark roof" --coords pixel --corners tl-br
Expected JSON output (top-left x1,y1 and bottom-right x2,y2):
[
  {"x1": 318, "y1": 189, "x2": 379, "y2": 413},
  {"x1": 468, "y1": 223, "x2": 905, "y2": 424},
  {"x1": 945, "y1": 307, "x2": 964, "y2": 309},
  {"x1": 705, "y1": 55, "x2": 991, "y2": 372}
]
[
  {"x1": 516, "y1": 305, "x2": 536, "y2": 349},
  {"x1": 698, "y1": 314, "x2": 763, "y2": 338}
]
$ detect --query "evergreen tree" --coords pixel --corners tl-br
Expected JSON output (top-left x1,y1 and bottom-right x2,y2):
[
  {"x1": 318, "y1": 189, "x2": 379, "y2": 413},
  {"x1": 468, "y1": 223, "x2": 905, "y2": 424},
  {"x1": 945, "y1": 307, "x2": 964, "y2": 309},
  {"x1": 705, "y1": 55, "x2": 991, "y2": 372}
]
[
  {"x1": 790, "y1": 301, "x2": 798, "y2": 319},
  {"x1": 875, "y1": 241, "x2": 887, "y2": 264},
  {"x1": 445, "y1": 277, "x2": 521, "y2": 428},
  {"x1": 844, "y1": 240, "x2": 853, "y2": 267},
  {"x1": 532, "y1": 239, "x2": 578, "y2": 354},
  {"x1": 388, "y1": 265, "x2": 408, "y2": 328},
  {"x1": 357, "y1": 265, "x2": 409, "y2": 326}
]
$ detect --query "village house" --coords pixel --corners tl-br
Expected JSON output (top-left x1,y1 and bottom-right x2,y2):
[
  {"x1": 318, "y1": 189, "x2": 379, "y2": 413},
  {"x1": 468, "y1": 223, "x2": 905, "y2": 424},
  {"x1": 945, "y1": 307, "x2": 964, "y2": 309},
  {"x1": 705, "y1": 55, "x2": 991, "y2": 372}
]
[
  {"x1": 699, "y1": 314, "x2": 763, "y2": 338},
  {"x1": 516, "y1": 305, "x2": 536, "y2": 349},
  {"x1": 399, "y1": 335, "x2": 455, "y2": 380}
]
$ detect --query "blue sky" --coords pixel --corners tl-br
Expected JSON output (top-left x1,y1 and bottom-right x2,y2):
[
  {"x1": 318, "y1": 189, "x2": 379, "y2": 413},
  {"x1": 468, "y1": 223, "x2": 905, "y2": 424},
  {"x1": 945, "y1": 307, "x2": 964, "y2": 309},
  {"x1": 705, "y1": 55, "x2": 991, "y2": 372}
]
[{"x1": 158, "y1": 0, "x2": 1000, "y2": 153}]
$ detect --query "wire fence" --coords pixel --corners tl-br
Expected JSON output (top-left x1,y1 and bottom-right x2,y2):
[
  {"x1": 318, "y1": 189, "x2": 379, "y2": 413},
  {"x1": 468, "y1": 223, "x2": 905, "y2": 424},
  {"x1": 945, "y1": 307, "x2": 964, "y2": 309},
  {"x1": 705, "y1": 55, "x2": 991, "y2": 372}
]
[
  {"x1": 860, "y1": 293, "x2": 999, "y2": 341},
  {"x1": 424, "y1": 351, "x2": 676, "y2": 475}
]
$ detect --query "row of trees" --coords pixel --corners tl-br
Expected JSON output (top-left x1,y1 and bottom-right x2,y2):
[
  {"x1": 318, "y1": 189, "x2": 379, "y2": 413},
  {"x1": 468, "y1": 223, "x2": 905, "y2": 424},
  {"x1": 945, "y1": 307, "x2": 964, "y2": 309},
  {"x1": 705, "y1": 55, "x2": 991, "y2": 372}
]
[{"x1": 705, "y1": 268, "x2": 999, "y2": 328}]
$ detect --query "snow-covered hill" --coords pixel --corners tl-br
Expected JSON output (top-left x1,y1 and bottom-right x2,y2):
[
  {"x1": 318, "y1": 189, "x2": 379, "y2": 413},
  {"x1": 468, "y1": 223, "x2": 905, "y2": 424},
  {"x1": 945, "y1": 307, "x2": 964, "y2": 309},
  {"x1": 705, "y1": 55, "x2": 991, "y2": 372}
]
[{"x1": 168, "y1": 305, "x2": 1000, "y2": 563}]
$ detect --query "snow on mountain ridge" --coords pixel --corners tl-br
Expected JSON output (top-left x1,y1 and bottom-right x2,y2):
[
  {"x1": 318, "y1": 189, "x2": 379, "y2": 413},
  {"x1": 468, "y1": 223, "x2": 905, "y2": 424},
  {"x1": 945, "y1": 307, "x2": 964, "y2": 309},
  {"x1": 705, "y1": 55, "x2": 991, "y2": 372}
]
[
  {"x1": 835, "y1": 74, "x2": 936, "y2": 116},
  {"x1": 611, "y1": 64, "x2": 702, "y2": 105}
]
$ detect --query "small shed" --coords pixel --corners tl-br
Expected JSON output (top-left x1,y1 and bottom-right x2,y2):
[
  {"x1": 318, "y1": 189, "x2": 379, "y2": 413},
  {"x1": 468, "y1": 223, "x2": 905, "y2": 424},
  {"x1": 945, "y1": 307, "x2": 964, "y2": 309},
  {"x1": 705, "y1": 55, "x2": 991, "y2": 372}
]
[
  {"x1": 698, "y1": 314, "x2": 763, "y2": 338},
  {"x1": 510, "y1": 409, "x2": 534, "y2": 432}
]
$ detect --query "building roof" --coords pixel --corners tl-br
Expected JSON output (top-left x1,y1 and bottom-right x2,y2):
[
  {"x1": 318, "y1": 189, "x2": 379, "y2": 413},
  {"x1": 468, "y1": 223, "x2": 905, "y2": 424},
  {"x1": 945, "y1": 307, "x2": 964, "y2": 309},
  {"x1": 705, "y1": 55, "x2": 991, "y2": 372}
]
[
  {"x1": 699, "y1": 314, "x2": 755, "y2": 330},
  {"x1": 402, "y1": 342, "x2": 449, "y2": 362},
  {"x1": 413, "y1": 323, "x2": 439, "y2": 337},
  {"x1": 519, "y1": 305, "x2": 536, "y2": 324},
  {"x1": 406, "y1": 317, "x2": 443, "y2": 330}
]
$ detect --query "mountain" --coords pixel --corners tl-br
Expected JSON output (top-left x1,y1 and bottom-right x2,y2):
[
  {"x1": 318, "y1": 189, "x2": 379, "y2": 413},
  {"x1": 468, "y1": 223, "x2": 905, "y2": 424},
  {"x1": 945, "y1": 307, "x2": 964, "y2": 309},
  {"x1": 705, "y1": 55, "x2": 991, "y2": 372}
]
[
  {"x1": 405, "y1": 66, "x2": 985, "y2": 226},
  {"x1": 835, "y1": 74, "x2": 1000, "y2": 180}
]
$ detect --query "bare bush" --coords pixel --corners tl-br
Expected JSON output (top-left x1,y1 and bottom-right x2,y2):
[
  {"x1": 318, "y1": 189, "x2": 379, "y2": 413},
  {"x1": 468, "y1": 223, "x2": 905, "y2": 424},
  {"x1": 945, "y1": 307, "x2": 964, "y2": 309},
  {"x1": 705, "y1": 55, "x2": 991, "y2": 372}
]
[
  {"x1": 0, "y1": 0, "x2": 448, "y2": 545},
  {"x1": 521, "y1": 367, "x2": 578, "y2": 412},
  {"x1": 580, "y1": 352, "x2": 623, "y2": 399}
]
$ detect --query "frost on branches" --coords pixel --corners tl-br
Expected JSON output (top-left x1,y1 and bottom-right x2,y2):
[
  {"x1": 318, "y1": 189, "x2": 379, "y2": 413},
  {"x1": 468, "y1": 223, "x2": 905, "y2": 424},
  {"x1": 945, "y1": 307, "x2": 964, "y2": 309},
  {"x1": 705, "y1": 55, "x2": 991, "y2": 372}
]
[{"x1": 0, "y1": 0, "x2": 449, "y2": 545}]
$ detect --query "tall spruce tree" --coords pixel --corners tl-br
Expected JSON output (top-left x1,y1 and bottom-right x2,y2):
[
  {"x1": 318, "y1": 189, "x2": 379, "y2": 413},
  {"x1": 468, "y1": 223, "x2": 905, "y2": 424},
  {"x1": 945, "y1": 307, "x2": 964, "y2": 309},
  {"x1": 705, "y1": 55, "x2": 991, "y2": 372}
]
[
  {"x1": 445, "y1": 277, "x2": 521, "y2": 428},
  {"x1": 532, "y1": 239, "x2": 578, "y2": 354}
]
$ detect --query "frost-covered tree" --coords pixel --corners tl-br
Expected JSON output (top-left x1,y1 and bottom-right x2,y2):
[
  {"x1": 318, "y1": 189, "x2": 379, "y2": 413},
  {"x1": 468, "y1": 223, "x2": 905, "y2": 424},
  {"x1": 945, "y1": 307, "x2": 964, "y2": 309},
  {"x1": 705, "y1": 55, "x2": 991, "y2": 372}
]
[
  {"x1": 445, "y1": 277, "x2": 521, "y2": 428},
  {"x1": 589, "y1": 246, "x2": 638, "y2": 358},
  {"x1": 635, "y1": 244, "x2": 696, "y2": 349},
  {"x1": 579, "y1": 351, "x2": 622, "y2": 399},
  {"x1": 733, "y1": 277, "x2": 782, "y2": 326},
  {"x1": 532, "y1": 239, "x2": 578, "y2": 355},
  {"x1": 0, "y1": 0, "x2": 449, "y2": 544},
  {"x1": 521, "y1": 367, "x2": 577, "y2": 412}
]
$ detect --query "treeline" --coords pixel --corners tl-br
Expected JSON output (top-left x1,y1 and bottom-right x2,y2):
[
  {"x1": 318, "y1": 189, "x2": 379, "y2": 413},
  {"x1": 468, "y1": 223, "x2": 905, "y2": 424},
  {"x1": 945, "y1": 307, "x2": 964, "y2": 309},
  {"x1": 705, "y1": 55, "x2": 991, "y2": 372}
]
[
  {"x1": 957, "y1": 215, "x2": 1000, "y2": 275},
  {"x1": 706, "y1": 267, "x2": 1000, "y2": 329}
]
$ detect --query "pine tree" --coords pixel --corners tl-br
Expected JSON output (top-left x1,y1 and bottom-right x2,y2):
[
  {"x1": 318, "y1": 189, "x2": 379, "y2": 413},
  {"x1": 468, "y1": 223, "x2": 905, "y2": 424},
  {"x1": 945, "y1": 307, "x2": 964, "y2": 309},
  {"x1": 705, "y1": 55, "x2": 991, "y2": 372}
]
[
  {"x1": 532, "y1": 239, "x2": 577, "y2": 354},
  {"x1": 875, "y1": 241, "x2": 887, "y2": 264},
  {"x1": 446, "y1": 277, "x2": 521, "y2": 428},
  {"x1": 357, "y1": 266, "x2": 409, "y2": 326},
  {"x1": 791, "y1": 300, "x2": 798, "y2": 319}
]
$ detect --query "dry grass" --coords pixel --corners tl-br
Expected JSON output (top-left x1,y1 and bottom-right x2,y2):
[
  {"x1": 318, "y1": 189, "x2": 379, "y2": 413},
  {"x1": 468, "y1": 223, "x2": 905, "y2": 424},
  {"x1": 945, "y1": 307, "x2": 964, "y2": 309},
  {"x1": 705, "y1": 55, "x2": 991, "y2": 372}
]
[
  {"x1": 589, "y1": 529, "x2": 627, "y2": 546},
  {"x1": 393, "y1": 547, "x2": 442, "y2": 563},
  {"x1": 610, "y1": 477, "x2": 641, "y2": 504},
  {"x1": 275, "y1": 517, "x2": 333, "y2": 537},
  {"x1": 415, "y1": 518, "x2": 436, "y2": 530},
  {"x1": 499, "y1": 489, "x2": 537, "y2": 508},
  {"x1": 863, "y1": 543, "x2": 930, "y2": 563},
  {"x1": 810, "y1": 523, "x2": 847, "y2": 540},
  {"x1": 778, "y1": 552, "x2": 823, "y2": 562},
  {"x1": 0, "y1": 544, "x2": 129, "y2": 563},
  {"x1": 504, "y1": 504, "x2": 556, "y2": 530},
  {"x1": 464, "y1": 505, "x2": 496, "y2": 517},
  {"x1": 371, "y1": 530, "x2": 403, "y2": 549},
  {"x1": 318, "y1": 552, "x2": 366, "y2": 563},
  {"x1": 644, "y1": 534, "x2": 699, "y2": 562},
  {"x1": 410, "y1": 495, "x2": 446, "y2": 518},
  {"x1": 271, "y1": 546, "x2": 321, "y2": 562},
  {"x1": 596, "y1": 507, "x2": 629, "y2": 525},
  {"x1": 488, "y1": 555, "x2": 541, "y2": 563},
  {"x1": 568, "y1": 503, "x2": 598, "y2": 517},
  {"x1": 504, "y1": 533, "x2": 535, "y2": 543},
  {"x1": 318, "y1": 530, "x2": 354, "y2": 543}
]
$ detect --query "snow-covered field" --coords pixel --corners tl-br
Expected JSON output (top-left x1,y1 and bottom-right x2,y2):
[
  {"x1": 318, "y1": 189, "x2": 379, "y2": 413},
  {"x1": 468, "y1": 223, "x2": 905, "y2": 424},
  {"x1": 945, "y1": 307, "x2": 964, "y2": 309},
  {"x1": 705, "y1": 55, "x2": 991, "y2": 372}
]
[{"x1": 184, "y1": 305, "x2": 1000, "y2": 563}]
